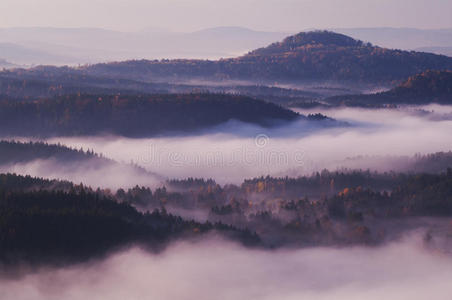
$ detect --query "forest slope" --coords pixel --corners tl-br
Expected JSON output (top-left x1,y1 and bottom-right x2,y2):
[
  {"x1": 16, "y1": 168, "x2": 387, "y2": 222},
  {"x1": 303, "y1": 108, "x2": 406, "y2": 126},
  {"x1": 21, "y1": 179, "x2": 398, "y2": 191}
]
[
  {"x1": 82, "y1": 31, "x2": 452, "y2": 83},
  {"x1": 0, "y1": 94, "x2": 300, "y2": 137},
  {"x1": 325, "y1": 70, "x2": 452, "y2": 106}
]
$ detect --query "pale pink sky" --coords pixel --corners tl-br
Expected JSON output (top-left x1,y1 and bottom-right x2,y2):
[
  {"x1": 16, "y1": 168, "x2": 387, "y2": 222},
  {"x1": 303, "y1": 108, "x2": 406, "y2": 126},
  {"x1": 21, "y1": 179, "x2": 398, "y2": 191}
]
[{"x1": 0, "y1": 0, "x2": 451, "y2": 32}]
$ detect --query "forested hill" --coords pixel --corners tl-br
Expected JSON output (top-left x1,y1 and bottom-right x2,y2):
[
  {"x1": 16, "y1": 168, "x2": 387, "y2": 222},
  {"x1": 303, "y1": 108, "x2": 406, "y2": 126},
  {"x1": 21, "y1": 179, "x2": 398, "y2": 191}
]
[
  {"x1": 3, "y1": 166, "x2": 452, "y2": 265},
  {"x1": 0, "y1": 94, "x2": 300, "y2": 137},
  {"x1": 246, "y1": 31, "x2": 364, "y2": 56},
  {"x1": 1, "y1": 31, "x2": 450, "y2": 94},
  {"x1": 388, "y1": 70, "x2": 452, "y2": 102},
  {"x1": 0, "y1": 140, "x2": 102, "y2": 165},
  {"x1": 326, "y1": 70, "x2": 452, "y2": 106},
  {"x1": 0, "y1": 140, "x2": 163, "y2": 188},
  {"x1": 81, "y1": 31, "x2": 452, "y2": 83},
  {"x1": 0, "y1": 173, "x2": 260, "y2": 265}
]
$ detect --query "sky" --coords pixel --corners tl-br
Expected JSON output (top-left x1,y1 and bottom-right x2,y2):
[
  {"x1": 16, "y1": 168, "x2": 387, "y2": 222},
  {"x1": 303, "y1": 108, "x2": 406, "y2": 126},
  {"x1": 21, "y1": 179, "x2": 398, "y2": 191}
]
[{"x1": 0, "y1": 0, "x2": 451, "y2": 32}]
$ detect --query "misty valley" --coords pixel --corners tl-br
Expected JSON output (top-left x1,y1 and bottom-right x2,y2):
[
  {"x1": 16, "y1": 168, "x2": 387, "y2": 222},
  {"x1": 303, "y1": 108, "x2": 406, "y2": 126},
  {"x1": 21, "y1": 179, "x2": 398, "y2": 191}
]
[{"x1": 0, "y1": 29, "x2": 452, "y2": 299}]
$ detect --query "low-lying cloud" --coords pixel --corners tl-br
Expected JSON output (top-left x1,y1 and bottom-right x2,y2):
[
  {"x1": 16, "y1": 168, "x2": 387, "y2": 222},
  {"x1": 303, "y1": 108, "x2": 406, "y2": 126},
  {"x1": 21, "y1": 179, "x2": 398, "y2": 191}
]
[
  {"x1": 0, "y1": 158, "x2": 163, "y2": 190},
  {"x1": 1, "y1": 233, "x2": 451, "y2": 300},
  {"x1": 37, "y1": 105, "x2": 452, "y2": 184}
]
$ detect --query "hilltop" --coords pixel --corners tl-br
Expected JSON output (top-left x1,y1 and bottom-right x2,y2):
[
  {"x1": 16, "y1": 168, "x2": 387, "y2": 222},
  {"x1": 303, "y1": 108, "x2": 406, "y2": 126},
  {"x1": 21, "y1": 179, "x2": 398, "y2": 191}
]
[
  {"x1": 247, "y1": 31, "x2": 364, "y2": 56},
  {"x1": 81, "y1": 31, "x2": 452, "y2": 83},
  {"x1": 0, "y1": 31, "x2": 450, "y2": 107}
]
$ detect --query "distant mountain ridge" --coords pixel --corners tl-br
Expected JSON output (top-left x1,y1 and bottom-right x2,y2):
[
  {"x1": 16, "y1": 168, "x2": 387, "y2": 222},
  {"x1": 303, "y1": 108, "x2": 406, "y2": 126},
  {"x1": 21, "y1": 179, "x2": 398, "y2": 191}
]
[
  {"x1": 416, "y1": 46, "x2": 452, "y2": 57},
  {"x1": 333, "y1": 28, "x2": 452, "y2": 50},
  {"x1": 0, "y1": 58, "x2": 16, "y2": 68},
  {"x1": 0, "y1": 30, "x2": 451, "y2": 100},
  {"x1": 0, "y1": 26, "x2": 289, "y2": 64},
  {"x1": 2, "y1": 27, "x2": 452, "y2": 65},
  {"x1": 0, "y1": 42, "x2": 74, "y2": 65}
]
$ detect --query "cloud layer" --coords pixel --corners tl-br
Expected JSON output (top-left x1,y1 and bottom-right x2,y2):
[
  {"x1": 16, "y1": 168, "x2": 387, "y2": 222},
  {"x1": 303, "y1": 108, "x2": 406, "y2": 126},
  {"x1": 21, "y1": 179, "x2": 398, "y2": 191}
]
[
  {"x1": 1, "y1": 233, "x2": 451, "y2": 300},
  {"x1": 37, "y1": 105, "x2": 452, "y2": 185}
]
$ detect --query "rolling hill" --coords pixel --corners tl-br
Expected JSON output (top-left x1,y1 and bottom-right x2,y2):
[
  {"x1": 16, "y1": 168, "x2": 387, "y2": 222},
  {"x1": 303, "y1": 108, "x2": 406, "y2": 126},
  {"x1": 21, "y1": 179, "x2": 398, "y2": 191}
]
[
  {"x1": 0, "y1": 173, "x2": 259, "y2": 264},
  {"x1": 325, "y1": 70, "x2": 452, "y2": 106},
  {"x1": 0, "y1": 140, "x2": 163, "y2": 189},
  {"x1": 82, "y1": 31, "x2": 452, "y2": 83},
  {"x1": 0, "y1": 30, "x2": 450, "y2": 106},
  {"x1": 0, "y1": 94, "x2": 300, "y2": 137}
]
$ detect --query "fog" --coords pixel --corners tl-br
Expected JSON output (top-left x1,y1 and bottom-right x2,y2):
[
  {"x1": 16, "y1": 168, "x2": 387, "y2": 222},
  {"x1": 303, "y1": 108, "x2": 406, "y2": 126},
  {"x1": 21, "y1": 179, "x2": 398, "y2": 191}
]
[
  {"x1": 38, "y1": 106, "x2": 452, "y2": 185},
  {"x1": 2, "y1": 106, "x2": 452, "y2": 299},
  {"x1": 0, "y1": 158, "x2": 164, "y2": 190},
  {"x1": 1, "y1": 232, "x2": 451, "y2": 300}
]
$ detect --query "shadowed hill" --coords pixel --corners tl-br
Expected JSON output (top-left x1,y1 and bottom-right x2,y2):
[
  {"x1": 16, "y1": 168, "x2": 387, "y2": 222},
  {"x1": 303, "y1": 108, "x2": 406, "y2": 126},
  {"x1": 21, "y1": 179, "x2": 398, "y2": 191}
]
[
  {"x1": 0, "y1": 173, "x2": 260, "y2": 265},
  {"x1": 0, "y1": 140, "x2": 102, "y2": 165},
  {"x1": 0, "y1": 94, "x2": 300, "y2": 137},
  {"x1": 0, "y1": 140, "x2": 163, "y2": 189}
]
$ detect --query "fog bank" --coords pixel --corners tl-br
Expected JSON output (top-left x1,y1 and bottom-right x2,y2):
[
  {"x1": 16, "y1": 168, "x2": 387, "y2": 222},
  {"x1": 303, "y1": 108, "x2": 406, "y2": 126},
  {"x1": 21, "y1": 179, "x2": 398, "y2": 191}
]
[
  {"x1": 1, "y1": 233, "x2": 451, "y2": 300},
  {"x1": 43, "y1": 106, "x2": 452, "y2": 184},
  {"x1": 0, "y1": 158, "x2": 163, "y2": 190}
]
